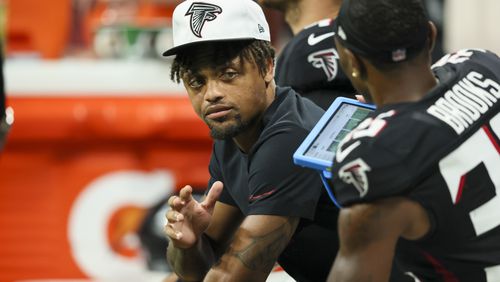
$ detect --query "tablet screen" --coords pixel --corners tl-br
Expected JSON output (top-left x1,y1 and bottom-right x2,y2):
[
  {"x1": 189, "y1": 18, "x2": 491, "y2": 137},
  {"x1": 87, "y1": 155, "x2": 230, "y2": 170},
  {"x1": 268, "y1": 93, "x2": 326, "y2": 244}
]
[{"x1": 304, "y1": 103, "x2": 372, "y2": 162}]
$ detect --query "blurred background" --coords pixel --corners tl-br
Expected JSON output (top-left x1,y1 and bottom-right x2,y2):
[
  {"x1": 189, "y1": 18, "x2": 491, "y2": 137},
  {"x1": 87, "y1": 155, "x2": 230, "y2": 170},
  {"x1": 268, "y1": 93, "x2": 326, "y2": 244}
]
[{"x1": 0, "y1": 0, "x2": 498, "y2": 281}]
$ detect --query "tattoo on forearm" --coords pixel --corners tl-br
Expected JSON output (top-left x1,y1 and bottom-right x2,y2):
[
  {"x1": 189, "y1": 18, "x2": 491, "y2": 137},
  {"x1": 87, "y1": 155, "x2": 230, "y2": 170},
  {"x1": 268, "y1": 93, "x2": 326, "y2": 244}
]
[{"x1": 229, "y1": 218, "x2": 295, "y2": 272}]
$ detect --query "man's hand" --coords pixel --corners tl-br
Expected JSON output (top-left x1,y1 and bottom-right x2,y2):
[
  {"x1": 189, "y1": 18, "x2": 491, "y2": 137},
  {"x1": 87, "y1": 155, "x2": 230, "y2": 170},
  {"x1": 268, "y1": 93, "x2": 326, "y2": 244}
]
[
  {"x1": 355, "y1": 94, "x2": 366, "y2": 103},
  {"x1": 165, "y1": 181, "x2": 224, "y2": 249}
]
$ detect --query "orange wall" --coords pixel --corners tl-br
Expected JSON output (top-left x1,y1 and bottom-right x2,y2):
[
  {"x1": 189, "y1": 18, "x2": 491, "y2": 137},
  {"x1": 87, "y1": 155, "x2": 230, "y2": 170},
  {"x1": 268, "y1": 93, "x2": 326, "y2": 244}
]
[
  {"x1": 7, "y1": 0, "x2": 71, "y2": 58},
  {"x1": 0, "y1": 96, "x2": 212, "y2": 281}
]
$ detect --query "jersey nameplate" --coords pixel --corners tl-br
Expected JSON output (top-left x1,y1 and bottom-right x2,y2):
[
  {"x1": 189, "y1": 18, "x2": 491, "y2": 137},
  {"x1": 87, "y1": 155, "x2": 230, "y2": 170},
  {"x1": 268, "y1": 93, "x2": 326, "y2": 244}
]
[{"x1": 427, "y1": 71, "x2": 500, "y2": 134}]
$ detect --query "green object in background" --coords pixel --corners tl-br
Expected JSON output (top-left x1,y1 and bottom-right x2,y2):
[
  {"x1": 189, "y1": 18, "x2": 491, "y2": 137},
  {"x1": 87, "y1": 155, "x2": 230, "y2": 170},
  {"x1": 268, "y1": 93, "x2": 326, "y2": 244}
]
[
  {"x1": 93, "y1": 24, "x2": 172, "y2": 59},
  {"x1": 122, "y1": 25, "x2": 160, "y2": 59},
  {"x1": 124, "y1": 26, "x2": 141, "y2": 46}
]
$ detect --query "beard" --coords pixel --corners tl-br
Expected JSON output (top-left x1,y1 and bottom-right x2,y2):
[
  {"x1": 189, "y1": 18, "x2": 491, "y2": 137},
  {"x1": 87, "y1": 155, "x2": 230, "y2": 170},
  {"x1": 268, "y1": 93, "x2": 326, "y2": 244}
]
[{"x1": 206, "y1": 114, "x2": 256, "y2": 140}]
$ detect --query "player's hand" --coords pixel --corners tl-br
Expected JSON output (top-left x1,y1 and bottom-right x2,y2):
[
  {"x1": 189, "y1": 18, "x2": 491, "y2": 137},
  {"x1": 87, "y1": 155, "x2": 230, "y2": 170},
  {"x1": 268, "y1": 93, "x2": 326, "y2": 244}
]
[
  {"x1": 355, "y1": 94, "x2": 366, "y2": 103},
  {"x1": 165, "y1": 181, "x2": 223, "y2": 249}
]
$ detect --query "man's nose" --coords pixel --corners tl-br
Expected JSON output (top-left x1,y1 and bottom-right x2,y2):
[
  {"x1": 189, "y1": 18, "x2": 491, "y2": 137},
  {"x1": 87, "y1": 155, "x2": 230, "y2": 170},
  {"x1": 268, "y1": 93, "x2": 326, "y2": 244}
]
[{"x1": 204, "y1": 80, "x2": 224, "y2": 102}]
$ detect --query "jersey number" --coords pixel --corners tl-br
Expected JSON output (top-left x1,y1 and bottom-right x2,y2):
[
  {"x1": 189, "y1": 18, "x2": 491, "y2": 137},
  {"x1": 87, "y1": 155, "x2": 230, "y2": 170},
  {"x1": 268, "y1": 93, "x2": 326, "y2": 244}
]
[{"x1": 439, "y1": 112, "x2": 500, "y2": 281}]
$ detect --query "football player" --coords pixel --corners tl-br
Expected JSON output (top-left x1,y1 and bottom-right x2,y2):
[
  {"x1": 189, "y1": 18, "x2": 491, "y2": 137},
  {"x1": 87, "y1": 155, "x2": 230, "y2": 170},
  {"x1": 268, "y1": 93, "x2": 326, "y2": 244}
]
[
  {"x1": 258, "y1": 0, "x2": 356, "y2": 110},
  {"x1": 329, "y1": 0, "x2": 500, "y2": 281}
]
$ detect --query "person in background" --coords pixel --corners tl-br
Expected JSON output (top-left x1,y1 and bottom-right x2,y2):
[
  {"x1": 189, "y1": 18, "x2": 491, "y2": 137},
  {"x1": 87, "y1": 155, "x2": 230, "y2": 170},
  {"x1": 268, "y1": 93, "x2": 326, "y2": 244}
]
[
  {"x1": 258, "y1": 1, "x2": 407, "y2": 281},
  {"x1": 0, "y1": 49, "x2": 13, "y2": 152},
  {"x1": 258, "y1": 0, "x2": 356, "y2": 110},
  {"x1": 162, "y1": 0, "x2": 341, "y2": 281},
  {"x1": 329, "y1": 0, "x2": 500, "y2": 281}
]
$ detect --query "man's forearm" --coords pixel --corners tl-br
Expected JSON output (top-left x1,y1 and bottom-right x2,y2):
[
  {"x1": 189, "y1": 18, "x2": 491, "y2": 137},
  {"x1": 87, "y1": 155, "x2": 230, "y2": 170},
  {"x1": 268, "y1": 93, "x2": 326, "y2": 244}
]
[{"x1": 167, "y1": 234, "x2": 217, "y2": 281}]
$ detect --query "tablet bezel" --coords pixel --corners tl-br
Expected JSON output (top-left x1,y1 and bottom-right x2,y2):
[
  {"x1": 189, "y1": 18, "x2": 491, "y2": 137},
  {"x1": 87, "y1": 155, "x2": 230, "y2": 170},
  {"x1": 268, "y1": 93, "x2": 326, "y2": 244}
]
[{"x1": 293, "y1": 97, "x2": 375, "y2": 173}]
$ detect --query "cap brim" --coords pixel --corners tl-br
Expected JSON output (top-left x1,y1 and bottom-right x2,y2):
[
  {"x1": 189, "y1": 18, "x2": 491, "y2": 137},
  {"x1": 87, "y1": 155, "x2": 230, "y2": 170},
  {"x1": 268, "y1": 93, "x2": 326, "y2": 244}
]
[
  {"x1": 162, "y1": 44, "x2": 190, "y2": 57},
  {"x1": 162, "y1": 37, "x2": 264, "y2": 57}
]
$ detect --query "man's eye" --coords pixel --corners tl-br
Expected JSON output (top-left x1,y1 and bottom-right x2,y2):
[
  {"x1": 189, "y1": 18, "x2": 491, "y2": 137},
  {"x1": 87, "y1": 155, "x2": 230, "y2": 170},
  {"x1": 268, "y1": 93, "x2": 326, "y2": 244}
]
[
  {"x1": 189, "y1": 78, "x2": 204, "y2": 89},
  {"x1": 221, "y1": 71, "x2": 238, "y2": 80}
]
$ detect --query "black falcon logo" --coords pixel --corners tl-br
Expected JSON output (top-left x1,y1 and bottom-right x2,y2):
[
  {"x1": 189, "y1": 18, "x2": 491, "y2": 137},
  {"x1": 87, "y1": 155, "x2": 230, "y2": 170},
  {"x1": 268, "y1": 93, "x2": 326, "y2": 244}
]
[
  {"x1": 185, "y1": 2, "x2": 222, "y2": 38},
  {"x1": 307, "y1": 48, "x2": 339, "y2": 81},
  {"x1": 338, "y1": 158, "x2": 371, "y2": 197}
]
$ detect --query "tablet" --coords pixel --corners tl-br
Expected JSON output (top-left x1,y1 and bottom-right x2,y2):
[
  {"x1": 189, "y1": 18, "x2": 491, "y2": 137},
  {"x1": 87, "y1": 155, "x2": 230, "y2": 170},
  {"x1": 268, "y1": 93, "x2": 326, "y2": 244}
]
[{"x1": 293, "y1": 97, "x2": 375, "y2": 177}]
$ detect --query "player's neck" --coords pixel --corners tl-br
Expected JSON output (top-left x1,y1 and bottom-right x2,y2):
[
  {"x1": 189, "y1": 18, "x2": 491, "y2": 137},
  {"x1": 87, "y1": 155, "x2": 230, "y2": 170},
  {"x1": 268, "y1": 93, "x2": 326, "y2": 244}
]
[
  {"x1": 285, "y1": 0, "x2": 341, "y2": 35},
  {"x1": 233, "y1": 126, "x2": 261, "y2": 154},
  {"x1": 370, "y1": 66, "x2": 438, "y2": 106}
]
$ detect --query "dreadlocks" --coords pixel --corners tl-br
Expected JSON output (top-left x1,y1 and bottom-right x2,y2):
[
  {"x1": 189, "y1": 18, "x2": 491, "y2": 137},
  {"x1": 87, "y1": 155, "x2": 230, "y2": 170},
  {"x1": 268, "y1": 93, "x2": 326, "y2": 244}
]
[{"x1": 170, "y1": 40, "x2": 275, "y2": 83}]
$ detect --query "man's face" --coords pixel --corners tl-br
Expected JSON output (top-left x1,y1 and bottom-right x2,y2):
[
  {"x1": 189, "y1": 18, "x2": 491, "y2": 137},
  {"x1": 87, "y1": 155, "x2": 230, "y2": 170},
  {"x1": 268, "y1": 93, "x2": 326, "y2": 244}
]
[
  {"x1": 334, "y1": 37, "x2": 373, "y2": 103},
  {"x1": 182, "y1": 47, "x2": 270, "y2": 140},
  {"x1": 257, "y1": 0, "x2": 298, "y2": 12}
]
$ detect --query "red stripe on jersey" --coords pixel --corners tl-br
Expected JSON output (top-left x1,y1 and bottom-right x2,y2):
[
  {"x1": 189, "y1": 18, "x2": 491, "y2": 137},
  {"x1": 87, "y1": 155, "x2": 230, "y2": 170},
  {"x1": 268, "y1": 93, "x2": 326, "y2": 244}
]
[
  {"x1": 421, "y1": 251, "x2": 459, "y2": 282},
  {"x1": 375, "y1": 121, "x2": 388, "y2": 137},
  {"x1": 248, "y1": 188, "x2": 277, "y2": 202},
  {"x1": 483, "y1": 125, "x2": 500, "y2": 154},
  {"x1": 455, "y1": 175, "x2": 467, "y2": 203}
]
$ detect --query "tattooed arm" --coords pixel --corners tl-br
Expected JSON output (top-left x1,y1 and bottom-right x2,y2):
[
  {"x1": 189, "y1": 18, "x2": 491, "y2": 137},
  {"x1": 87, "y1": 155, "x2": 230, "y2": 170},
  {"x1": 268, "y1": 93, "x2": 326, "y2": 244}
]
[
  {"x1": 166, "y1": 186, "x2": 298, "y2": 282},
  {"x1": 204, "y1": 215, "x2": 299, "y2": 282},
  {"x1": 166, "y1": 183, "x2": 244, "y2": 281}
]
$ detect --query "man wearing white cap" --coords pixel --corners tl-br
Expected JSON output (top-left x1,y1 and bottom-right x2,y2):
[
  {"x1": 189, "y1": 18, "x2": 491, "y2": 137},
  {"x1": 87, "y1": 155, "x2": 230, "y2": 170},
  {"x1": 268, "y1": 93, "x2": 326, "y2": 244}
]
[{"x1": 163, "y1": 0, "x2": 340, "y2": 281}]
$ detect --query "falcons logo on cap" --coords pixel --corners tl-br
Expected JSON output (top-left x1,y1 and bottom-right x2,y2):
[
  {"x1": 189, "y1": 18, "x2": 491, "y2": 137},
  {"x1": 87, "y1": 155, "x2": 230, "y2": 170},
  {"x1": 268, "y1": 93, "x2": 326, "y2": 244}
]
[
  {"x1": 307, "y1": 48, "x2": 339, "y2": 81},
  {"x1": 338, "y1": 158, "x2": 371, "y2": 197},
  {"x1": 185, "y1": 2, "x2": 222, "y2": 38}
]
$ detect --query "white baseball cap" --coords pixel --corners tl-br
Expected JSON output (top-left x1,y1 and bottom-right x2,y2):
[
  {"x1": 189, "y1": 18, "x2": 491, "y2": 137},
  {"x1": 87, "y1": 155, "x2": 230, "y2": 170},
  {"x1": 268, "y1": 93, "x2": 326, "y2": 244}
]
[{"x1": 162, "y1": 0, "x2": 271, "y2": 56}]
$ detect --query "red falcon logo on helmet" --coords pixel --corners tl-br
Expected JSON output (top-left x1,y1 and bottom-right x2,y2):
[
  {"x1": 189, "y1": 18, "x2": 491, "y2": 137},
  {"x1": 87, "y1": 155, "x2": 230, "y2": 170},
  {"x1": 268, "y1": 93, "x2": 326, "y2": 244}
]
[
  {"x1": 307, "y1": 48, "x2": 340, "y2": 81},
  {"x1": 338, "y1": 158, "x2": 371, "y2": 197},
  {"x1": 185, "y1": 2, "x2": 222, "y2": 38}
]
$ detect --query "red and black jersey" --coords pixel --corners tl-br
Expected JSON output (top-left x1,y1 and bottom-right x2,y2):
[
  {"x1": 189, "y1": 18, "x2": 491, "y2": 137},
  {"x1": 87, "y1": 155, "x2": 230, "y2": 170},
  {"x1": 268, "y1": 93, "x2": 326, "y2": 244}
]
[
  {"x1": 275, "y1": 19, "x2": 356, "y2": 110},
  {"x1": 331, "y1": 49, "x2": 500, "y2": 281}
]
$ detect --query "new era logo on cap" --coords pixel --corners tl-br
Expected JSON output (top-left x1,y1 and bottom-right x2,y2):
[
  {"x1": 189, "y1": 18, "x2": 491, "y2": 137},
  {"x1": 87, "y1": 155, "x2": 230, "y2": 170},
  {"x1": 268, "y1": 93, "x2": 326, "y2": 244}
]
[
  {"x1": 185, "y1": 2, "x2": 222, "y2": 38},
  {"x1": 163, "y1": 0, "x2": 271, "y2": 56},
  {"x1": 258, "y1": 24, "x2": 265, "y2": 33}
]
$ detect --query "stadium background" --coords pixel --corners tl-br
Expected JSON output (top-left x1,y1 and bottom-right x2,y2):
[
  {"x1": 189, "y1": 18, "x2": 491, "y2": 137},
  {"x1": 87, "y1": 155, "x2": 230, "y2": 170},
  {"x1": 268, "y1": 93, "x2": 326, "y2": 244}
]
[{"x1": 0, "y1": 0, "x2": 498, "y2": 281}]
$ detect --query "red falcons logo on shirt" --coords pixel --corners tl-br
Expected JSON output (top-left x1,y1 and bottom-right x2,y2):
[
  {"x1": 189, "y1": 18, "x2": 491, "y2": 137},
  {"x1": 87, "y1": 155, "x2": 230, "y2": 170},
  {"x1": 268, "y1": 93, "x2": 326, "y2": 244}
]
[
  {"x1": 185, "y1": 2, "x2": 222, "y2": 38},
  {"x1": 307, "y1": 48, "x2": 339, "y2": 81},
  {"x1": 338, "y1": 158, "x2": 371, "y2": 197}
]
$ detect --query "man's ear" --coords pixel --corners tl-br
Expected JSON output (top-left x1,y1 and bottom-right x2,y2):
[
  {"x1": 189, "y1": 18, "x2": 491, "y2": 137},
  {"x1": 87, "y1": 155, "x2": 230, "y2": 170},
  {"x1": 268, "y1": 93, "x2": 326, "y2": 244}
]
[
  {"x1": 343, "y1": 47, "x2": 366, "y2": 80},
  {"x1": 264, "y1": 57, "x2": 275, "y2": 84},
  {"x1": 427, "y1": 21, "x2": 438, "y2": 53}
]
